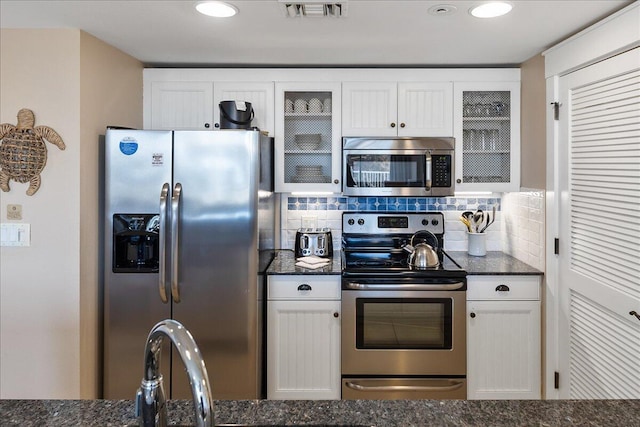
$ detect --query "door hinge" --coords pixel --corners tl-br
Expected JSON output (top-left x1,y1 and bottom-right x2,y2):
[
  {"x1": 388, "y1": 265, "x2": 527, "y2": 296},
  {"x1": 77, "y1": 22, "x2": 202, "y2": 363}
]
[
  {"x1": 551, "y1": 102, "x2": 561, "y2": 120},
  {"x1": 554, "y1": 238, "x2": 559, "y2": 255},
  {"x1": 554, "y1": 371, "x2": 560, "y2": 389}
]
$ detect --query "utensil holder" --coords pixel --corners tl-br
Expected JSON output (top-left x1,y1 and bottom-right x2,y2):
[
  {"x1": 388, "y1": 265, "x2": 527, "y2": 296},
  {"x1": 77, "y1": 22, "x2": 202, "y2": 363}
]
[{"x1": 467, "y1": 232, "x2": 486, "y2": 256}]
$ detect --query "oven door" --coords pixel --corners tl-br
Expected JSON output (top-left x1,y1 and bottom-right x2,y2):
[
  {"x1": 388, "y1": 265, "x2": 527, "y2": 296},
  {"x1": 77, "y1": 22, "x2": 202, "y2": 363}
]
[{"x1": 341, "y1": 285, "x2": 466, "y2": 377}]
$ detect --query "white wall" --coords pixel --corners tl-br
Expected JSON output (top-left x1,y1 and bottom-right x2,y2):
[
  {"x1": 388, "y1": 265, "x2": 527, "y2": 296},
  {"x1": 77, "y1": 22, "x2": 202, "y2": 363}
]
[
  {"x1": 501, "y1": 189, "x2": 545, "y2": 271},
  {"x1": 0, "y1": 29, "x2": 142, "y2": 399}
]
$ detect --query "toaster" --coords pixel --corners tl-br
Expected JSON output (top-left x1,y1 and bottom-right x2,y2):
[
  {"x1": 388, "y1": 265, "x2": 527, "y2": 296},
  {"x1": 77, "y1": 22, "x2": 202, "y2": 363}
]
[{"x1": 295, "y1": 228, "x2": 333, "y2": 258}]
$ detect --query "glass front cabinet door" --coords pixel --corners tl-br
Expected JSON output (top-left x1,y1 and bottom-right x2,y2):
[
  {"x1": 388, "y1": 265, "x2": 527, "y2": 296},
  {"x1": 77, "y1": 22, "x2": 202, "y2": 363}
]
[
  {"x1": 453, "y1": 82, "x2": 520, "y2": 192},
  {"x1": 275, "y1": 82, "x2": 342, "y2": 193}
]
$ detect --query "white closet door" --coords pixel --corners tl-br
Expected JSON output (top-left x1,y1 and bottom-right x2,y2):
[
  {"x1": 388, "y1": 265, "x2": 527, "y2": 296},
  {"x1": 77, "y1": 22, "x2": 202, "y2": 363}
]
[{"x1": 557, "y1": 47, "x2": 640, "y2": 398}]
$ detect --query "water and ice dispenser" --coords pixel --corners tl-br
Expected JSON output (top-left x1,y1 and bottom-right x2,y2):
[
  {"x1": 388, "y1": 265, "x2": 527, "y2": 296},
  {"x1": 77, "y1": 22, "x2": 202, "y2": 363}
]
[{"x1": 112, "y1": 214, "x2": 160, "y2": 272}]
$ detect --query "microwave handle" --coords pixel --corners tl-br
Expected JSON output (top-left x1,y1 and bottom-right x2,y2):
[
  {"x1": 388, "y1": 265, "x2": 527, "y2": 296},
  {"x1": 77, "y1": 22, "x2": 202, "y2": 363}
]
[{"x1": 424, "y1": 152, "x2": 432, "y2": 190}]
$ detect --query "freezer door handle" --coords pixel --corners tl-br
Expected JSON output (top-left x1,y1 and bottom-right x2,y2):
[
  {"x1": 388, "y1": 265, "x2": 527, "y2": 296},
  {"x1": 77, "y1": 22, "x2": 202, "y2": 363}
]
[
  {"x1": 171, "y1": 183, "x2": 182, "y2": 303},
  {"x1": 158, "y1": 183, "x2": 170, "y2": 304}
]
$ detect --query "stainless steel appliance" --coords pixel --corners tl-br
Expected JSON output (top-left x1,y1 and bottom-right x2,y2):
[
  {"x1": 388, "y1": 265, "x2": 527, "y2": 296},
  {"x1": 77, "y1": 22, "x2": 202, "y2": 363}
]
[
  {"x1": 103, "y1": 128, "x2": 275, "y2": 400},
  {"x1": 294, "y1": 228, "x2": 333, "y2": 258},
  {"x1": 342, "y1": 137, "x2": 455, "y2": 197},
  {"x1": 341, "y1": 212, "x2": 467, "y2": 399}
]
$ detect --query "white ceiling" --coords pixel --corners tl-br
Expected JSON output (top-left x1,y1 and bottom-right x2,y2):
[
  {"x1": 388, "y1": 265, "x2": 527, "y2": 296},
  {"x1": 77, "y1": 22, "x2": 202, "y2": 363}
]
[{"x1": 0, "y1": 0, "x2": 634, "y2": 67}]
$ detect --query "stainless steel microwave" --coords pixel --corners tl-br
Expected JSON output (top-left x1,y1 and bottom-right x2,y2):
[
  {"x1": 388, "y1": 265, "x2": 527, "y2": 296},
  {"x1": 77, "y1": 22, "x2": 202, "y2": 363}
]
[{"x1": 342, "y1": 137, "x2": 455, "y2": 197}]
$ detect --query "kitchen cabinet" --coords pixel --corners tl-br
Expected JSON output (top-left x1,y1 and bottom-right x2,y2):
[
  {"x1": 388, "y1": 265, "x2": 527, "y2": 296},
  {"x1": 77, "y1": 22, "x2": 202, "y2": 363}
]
[
  {"x1": 213, "y1": 82, "x2": 275, "y2": 135},
  {"x1": 467, "y1": 275, "x2": 541, "y2": 400},
  {"x1": 146, "y1": 81, "x2": 275, "y2": 133},
  {"x1": 453, "y1": 82, "x2": 521, "y2": 192},
  {"x1": 342, "y1": 82, "x2": 453, "y2": 137},
  {"x1": 148, "y1": 81, "x2": 214, "y2": 130},
  {"x1": 267, "y1": 275, "x2": 341, "y2": 400},
  {"x1": 275, "y1": 82, "x2": 342, "y2": 193}
]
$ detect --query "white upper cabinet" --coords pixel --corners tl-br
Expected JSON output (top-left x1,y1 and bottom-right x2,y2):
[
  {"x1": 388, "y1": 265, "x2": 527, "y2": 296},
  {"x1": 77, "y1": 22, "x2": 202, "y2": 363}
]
[
  {"x1": 453, "y1": 81, "x2": 521, "y2": 192},
  {"x1": 148, "y1": 81, "x2": 214, "y2": 130},
  {"x1": 342, "y1": 82, "x2": 453, "y2": 137},
  {"x1": 213, "y1": 82, "x2": 275, "y2": 135},
  {"x1": 275, "y1": 82, "x2": 342, "y2": 193}
]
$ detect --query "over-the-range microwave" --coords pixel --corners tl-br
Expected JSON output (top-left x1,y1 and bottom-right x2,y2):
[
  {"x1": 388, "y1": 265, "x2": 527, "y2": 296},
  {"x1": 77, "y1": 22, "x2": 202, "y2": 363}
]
[{"x1": 342, "y1": 137, "x2": 455, "y2": 197}]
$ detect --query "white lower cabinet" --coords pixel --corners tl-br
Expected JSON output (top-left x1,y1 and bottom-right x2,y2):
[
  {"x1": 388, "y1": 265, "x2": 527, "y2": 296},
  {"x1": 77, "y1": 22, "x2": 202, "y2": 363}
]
[
  {"x1": 267, "y1": 275, "x2": 341, "y2": 399},
  {"x1": 467, "y1": 275, "x2": 541, "y2": 399}
]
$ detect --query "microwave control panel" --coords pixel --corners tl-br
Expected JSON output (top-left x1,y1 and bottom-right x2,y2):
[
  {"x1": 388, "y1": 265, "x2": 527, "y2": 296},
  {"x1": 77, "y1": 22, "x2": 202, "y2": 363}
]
[{"x1": 432, "y1": 155, "x2": 452, "y2": 187}]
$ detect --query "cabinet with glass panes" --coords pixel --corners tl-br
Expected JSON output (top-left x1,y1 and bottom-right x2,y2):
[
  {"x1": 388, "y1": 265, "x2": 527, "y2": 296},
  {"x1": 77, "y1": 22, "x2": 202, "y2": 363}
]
[
  {"x1": 275, "y1": 83, "x2": 342, "y2": 193},
  {"x1": 453, "y1": 82, "x2": 520, "y2": 192}
]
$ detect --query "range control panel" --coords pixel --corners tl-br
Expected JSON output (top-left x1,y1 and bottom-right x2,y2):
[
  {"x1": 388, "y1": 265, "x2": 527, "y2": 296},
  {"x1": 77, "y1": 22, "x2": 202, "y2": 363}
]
[{"x1": 342, "y1": 212, "x2": 444, "y2": 235}]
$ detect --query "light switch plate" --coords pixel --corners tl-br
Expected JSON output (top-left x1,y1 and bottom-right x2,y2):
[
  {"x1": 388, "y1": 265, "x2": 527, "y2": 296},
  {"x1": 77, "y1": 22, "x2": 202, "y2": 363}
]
[
  {"x1": 0, "y1": 223, "x2": 30, "y2": 246},
  {"x1": 7, "y1": 204, "x2": 23, "y2": 220}
]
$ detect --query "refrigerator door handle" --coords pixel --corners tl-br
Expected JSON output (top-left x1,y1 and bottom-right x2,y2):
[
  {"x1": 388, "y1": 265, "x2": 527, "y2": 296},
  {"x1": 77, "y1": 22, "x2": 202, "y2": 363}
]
[
  {"x1": 158, "y1": 183, "x2": 170, "y2": 303},
  {"x1": 170, "y1": 183, "x2": 182, "y2": 303}
]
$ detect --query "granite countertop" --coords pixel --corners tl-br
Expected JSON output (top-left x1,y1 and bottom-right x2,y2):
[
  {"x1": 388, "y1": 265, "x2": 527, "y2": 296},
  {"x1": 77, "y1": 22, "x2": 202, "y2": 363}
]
[
  {"x1": 267, "y1": 250, "x2": 542, "y2": 276},
  {"x1": 1, "y1": 399, "x2": 638, "y2": 426},
  {"x1": 445, "y1": 251, "x2": 543, "y2": 275},
  {"x1": 266, "y1": 250, "x2": 342, "y2": 275}
]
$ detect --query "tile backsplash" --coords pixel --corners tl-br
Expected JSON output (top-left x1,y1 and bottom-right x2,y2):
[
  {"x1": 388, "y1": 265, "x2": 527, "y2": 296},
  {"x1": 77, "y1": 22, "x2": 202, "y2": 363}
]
[
  {"x1": 280, "y1": 191, "x2": 546, "y2": 272},
  {"x1": 281, "y1": 196, "x2": 503, "y2": 253},
  {"x1": 500, "y1": 189, "x2": 546, "y2": 271}
]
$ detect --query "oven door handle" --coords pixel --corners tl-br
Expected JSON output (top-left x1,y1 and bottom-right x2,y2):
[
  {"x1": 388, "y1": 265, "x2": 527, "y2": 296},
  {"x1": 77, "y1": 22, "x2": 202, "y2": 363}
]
[
  {"x1": 344, "y1": 282, "x2": 465, "y2": 291},
  {"x1": 344, "y1": 380, "x2": 464, "y2": 393}
]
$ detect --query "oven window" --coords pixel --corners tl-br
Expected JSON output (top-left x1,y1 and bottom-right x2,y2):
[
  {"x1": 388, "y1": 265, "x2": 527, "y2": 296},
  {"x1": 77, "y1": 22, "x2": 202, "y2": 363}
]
[
  {"x1": 356, "y1": 298, "x2": 452, "y2": 349},
  {"x1": 346, "y1": 154, "x2": 426, "y2": 188}
]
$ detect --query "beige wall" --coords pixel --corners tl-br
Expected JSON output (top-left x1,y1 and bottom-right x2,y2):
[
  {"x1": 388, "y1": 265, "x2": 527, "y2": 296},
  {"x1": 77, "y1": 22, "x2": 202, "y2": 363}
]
[
  {"x1": 520, "y1": 54, "x2": 546, "y2": 189},
  {"x1": 79, "y1": 31, "x2": 143, "y2": 398},
  {"x1": 0, "y1": 28, "x2": 142, "y2": 399}
]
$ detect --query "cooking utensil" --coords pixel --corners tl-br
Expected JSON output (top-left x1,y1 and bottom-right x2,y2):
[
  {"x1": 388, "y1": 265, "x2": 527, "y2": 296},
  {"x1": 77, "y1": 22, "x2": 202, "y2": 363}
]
[
  {"x1": 402, "y1": 230, "x2": 440, "y2": 269},
  {"x1": 460, "y1": 216, "x2": 472, "y2": 232},
  {"x1": 480, "y1": 206, "x2": 496, "y2": 233},
  {"x1": 473, "y1": 210, "x2": 484, "y2": 233}
]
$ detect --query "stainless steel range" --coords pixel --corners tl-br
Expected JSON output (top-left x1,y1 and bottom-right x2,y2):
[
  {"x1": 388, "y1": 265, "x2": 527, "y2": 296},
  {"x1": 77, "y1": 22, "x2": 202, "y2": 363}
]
[{"x1": 341, "y1": 212, "x2": 467, "y2": 400}]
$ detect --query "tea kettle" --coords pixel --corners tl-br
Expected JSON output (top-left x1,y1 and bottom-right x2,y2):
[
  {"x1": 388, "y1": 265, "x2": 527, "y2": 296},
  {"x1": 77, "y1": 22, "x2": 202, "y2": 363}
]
[{"x1": 403, "y1": 230, "x2": 440, "y2": 269}]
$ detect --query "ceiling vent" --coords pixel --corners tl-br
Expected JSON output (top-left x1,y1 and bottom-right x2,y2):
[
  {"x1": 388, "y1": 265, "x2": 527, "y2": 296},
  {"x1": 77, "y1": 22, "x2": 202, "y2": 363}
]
[{"x1": 279, "y1": 0, "x2": 348, "y2": 18}]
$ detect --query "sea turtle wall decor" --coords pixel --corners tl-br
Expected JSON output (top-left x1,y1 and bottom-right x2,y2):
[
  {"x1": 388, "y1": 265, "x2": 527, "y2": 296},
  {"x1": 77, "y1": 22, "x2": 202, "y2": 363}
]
[{"x1": 0, "y1": 108, "x2": 65, "y2": 196}]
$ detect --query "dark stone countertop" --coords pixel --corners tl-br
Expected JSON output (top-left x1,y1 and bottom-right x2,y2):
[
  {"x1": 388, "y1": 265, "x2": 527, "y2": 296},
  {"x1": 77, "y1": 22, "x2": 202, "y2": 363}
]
[
  {"x1": 266, "y1": 250, "x2": 342, "y2": 275},
  {"x1": 1, "y1": 399, "x2": 638, "y2": 426},
  {"x1": 445, "y1": 251, "x2": 543, "y2": 276},
  {"x1": 267, "y1": 250, "x2": 542, "y2": 276}
]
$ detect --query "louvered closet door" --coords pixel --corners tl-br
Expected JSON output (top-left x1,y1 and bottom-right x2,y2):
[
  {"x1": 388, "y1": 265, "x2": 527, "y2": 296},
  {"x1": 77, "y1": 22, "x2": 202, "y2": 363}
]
[{"x1": 557, "y1": 47, "x2": 640, "y2": 399}]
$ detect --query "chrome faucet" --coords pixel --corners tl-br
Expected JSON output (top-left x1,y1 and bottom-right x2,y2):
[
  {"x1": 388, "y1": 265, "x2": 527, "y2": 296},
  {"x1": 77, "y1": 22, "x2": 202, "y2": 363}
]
[{"x1": 136, "y1": 319, "x2": 214, "y2": 427}]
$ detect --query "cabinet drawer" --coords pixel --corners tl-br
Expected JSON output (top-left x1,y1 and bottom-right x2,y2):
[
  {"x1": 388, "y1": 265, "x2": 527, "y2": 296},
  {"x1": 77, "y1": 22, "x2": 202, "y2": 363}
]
[
  {"x1": 467, "y1": 275, "x2": 540, "y2": 301},
  {"x1": 268, "y1": 275, "x2": 341, "y2": 300}
]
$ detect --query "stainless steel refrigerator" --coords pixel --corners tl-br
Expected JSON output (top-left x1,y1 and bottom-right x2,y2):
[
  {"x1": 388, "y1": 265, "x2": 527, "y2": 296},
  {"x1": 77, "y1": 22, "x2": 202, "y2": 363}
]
[{"x1": 103, "y1": 128, "x2": 275, "y2": 399}]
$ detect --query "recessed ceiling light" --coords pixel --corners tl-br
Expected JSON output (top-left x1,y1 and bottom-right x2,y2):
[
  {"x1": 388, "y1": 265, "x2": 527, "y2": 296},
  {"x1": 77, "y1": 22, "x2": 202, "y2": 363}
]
[
  {"x1": 469, "y1": 2, "x2": 513, "y2": 18},
  {"x1": 196, "y1": 1, "x2": 238, "y2": 18}
]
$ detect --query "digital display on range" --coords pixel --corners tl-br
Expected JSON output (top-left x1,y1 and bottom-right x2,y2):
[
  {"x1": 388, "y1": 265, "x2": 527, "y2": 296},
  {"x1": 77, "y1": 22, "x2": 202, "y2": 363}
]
[{"x1": 378, "y1": 216, "x2": 408, "y2": 228}]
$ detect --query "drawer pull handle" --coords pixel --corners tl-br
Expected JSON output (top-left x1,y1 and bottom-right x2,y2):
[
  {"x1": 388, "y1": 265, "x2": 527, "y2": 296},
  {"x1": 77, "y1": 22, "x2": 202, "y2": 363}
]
[
  {"x1": 297, "y1": 284, "x2": 312, "y2": 291},
  {"x1": 495, "y1": 284, "x2": 510, "y2": 292},
  {"x1": 630, "y1": 311, "x2": 640, "y2": 321}
]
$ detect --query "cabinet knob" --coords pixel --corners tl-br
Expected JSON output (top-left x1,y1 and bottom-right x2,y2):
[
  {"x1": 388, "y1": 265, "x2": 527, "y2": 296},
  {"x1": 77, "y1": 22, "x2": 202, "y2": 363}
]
[
  {"x1": 400, "y1": 122, "x2": 406, "y2": 128},
  {"x1": 456, "y1": 179, "x2": 462, "y2": 184},
  {"x1": 333, "y1": 312, "x2": 339, "y2": 318},
  {"x1": 205, "y1": 123, "x2": 211, "y2": 128},
  {"x1": 470, "y1": 312, "x2": 476, "y2": 318},
  {"x1": 495, "y1": 284, "x2": 510, "y2": 292},
  {"x1": 390, "y1": 122, "x2": 396, "y2": 128},
  {"x1": 297, "y1": 284, "x2": 312, "y2": 291},
  {"x1": 333, "y1": 179, "x2": 340, "y2": 184}
]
